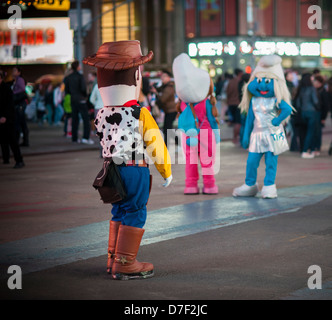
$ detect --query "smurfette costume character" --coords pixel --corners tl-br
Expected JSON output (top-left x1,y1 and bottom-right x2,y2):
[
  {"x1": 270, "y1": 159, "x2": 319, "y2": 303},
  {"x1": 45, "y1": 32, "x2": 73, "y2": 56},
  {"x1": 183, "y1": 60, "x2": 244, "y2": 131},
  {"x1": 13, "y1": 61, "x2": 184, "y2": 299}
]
[
  {"x1": 173, "y1": 53, "x2": 220, "y2": 195},
  {"x1": 83, "y1": 41, "x2": 172, "y2": 280},
  {"x1": 233, "y1": 55, "x2": 293, "y2": 199}
]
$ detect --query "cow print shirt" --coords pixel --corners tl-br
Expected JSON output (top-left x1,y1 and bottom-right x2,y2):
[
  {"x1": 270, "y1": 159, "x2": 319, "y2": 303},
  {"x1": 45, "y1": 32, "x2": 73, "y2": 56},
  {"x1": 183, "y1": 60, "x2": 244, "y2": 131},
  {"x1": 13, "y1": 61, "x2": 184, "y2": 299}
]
[{"x1": 94, "y1": 105, "x2": 145, "y2": 161}]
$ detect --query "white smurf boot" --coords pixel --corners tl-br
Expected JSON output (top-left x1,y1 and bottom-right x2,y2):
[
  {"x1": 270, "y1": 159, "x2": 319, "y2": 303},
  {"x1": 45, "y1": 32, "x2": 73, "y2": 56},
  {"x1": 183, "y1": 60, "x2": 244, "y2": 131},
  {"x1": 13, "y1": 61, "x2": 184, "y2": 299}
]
[
  {"x1": 261, "y1": 185, "x2": 278, "y2": 199},
  {"x1": 232, "y1": 183, "x2": 259, "y2": 197}
]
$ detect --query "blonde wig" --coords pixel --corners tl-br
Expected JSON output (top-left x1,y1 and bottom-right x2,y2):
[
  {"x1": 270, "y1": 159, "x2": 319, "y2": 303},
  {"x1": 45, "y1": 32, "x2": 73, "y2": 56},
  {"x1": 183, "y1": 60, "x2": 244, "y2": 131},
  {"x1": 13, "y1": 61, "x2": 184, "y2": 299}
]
[{"x1": 239, "y1": 71, "x2": 295, "y2": 115}]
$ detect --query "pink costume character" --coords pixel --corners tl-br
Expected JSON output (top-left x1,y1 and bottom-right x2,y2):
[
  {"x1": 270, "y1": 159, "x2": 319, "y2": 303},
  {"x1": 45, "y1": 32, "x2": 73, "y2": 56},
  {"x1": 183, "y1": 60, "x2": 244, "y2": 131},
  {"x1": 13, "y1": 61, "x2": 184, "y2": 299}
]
[{"x1": 173, "y1": 53, "x2": 220, "y2": 195}]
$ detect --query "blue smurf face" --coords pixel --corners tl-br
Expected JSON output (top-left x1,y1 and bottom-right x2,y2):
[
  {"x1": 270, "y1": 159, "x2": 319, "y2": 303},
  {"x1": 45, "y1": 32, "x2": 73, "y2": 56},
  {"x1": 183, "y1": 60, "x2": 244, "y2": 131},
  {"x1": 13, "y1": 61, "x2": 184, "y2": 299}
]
[{"x1": 248, "y1": 77, "x2": 275, "y2": 97}]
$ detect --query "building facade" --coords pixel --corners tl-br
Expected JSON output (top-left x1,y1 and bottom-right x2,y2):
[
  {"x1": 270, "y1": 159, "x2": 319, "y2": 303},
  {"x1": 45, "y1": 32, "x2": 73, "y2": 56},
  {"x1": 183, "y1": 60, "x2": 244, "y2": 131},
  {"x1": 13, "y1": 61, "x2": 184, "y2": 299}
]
[
  {"x1": 1, "y1": 0, "x2": 331, "y2": 83},
  {"x1": 83, "y1": 0, "x2": 185, "y2": 72},
  {"x1": 85, "y1": 0, "x2": 332, "y2": 77},
  {"x1": 183, "y1": 0, "x2": 332, "y2": 77}
]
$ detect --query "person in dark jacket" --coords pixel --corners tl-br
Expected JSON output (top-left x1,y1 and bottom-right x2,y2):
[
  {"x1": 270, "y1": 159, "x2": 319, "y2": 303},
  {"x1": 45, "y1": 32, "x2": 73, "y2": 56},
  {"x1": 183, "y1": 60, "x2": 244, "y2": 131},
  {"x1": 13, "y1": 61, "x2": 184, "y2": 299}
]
[
  {"x1": 327, "y1": 77, "x2": 332, "y2": 156},
  {"x1": 0, "y1": 70, "x2": 24, "y2": 168},
  {"x1": 294, "y1": 73, "x2": 319, "y2": 159},
  {"x1": 313, "y1": 75, "x2": 330, "y2": 155},
  {"x1": 152, "y1": 70, "x2": 178, "y2": 147},
  {"x1": 63, "y1": 61, "x2": 93, "y2": 144},
  {"x1": 12, "y1": 66, "x2": 29, "y2": 147}
]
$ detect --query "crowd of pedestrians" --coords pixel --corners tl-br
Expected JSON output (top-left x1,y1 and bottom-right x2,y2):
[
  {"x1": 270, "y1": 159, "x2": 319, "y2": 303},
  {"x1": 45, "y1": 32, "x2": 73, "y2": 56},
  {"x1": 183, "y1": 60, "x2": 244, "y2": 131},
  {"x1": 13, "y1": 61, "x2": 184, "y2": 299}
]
[
  {"x1": 1, "y1": 62, "x2": 332, "y2": 169},
  {"x1": 215, "y1": 68, "x2": 332, "y2": 158}
]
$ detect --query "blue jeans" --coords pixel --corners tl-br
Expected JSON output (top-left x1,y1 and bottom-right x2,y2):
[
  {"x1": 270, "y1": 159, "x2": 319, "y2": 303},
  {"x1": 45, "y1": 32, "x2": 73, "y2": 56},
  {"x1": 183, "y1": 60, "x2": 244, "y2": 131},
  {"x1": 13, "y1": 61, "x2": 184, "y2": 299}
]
[
  {"x1": 245, "y1": 152, "x2": 279, "y2": 187},
  {"x1": 111, "y1": 166, "x2": 150, "y2": 228},
  {"x1": 54, "y1": 105, "x2": 64, "y2": 124},
  {"x1": 46, "y1": 104, "x2": 54, "y2": 125},
  {"x1": 302, "y1": 110, "x2": 320, "y2": 152}
]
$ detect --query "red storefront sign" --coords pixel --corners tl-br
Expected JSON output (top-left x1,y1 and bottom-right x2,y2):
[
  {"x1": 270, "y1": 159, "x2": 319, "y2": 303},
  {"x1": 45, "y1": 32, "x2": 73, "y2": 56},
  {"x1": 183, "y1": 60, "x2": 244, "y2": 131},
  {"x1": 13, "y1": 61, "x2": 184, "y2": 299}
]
[{"x1": 0, "y1": 28, "x2": 55, "y2": 46}]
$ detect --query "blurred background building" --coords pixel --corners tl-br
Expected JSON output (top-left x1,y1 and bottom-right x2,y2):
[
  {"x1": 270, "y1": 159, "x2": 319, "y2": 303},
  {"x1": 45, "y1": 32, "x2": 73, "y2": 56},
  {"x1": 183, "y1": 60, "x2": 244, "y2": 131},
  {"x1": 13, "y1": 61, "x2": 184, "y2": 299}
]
[{"x1": 1, "y1": 0, "x2": 332, "y2": 82}]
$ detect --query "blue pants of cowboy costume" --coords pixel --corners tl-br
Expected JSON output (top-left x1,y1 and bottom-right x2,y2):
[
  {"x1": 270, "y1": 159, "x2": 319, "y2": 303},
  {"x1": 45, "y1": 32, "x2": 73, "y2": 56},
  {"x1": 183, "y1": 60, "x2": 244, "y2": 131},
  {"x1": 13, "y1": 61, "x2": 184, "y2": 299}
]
[
  {"x1": 245, "y1": 152, "x2": 279, "y2": 187},
  {"x1": 111, "y1": 166, "x2": 150, "y2": 228}
]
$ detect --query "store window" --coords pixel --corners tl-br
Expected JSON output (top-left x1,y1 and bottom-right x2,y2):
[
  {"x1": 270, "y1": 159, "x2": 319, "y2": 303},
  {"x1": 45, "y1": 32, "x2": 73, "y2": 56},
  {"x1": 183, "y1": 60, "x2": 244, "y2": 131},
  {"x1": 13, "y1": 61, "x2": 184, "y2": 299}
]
[
  {"x1": 224, "y1": 0, "x2": 237, "y2": 35},
  {"x1": 185, "y1": 0, "x2": 196, "y2": 38},
  {"x1": 253, "y1": 0, "x2": 273, "y2": 36},
  {"x1": 276, "y1": 0, "x2": 296, "y2": 37},
  {"x1": 199, "y1": 0, "x2": 221, "y2": 37},
  {"x1": 102, "y1": 0, "x2": 135, "y2": 42},
  {"x1": 238, "y1": 0, "x2": 273, "y2": 36}
]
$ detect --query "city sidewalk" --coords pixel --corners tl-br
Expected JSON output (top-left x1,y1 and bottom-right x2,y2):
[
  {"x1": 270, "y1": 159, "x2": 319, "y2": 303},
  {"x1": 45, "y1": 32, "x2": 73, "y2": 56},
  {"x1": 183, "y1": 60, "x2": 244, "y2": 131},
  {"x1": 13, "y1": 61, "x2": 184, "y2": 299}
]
[
  {"x1": 0, "y1": 117, "x2": 332, "y2": 301},
  {"x1": 12, "y1": 117, "x2": 332, "y2": 157},
  {"x1": 17, "y1": 122, "x2": 100, "y2": 157},
  {"x1": 15, "y1": 119, "x2": 235, "y2": 157}
]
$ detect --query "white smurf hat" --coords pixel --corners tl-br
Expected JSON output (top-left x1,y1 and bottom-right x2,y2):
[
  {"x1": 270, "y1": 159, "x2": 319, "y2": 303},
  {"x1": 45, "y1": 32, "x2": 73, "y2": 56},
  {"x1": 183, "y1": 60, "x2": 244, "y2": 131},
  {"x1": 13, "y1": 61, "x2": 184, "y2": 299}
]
[
  {"x1": 252, "y1": 55, "x2": 285, "y2": 81},
  {"x1": 172, "y1": 53, "x2": 210, "y2": 103}
]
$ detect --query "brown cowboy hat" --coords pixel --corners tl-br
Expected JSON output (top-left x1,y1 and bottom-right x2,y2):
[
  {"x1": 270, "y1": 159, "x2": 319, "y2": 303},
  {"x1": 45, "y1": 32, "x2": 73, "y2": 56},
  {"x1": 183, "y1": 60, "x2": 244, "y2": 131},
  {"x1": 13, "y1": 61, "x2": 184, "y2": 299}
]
[{"x1": 83, "y1": 40, "x2": 153, "y2": 71}]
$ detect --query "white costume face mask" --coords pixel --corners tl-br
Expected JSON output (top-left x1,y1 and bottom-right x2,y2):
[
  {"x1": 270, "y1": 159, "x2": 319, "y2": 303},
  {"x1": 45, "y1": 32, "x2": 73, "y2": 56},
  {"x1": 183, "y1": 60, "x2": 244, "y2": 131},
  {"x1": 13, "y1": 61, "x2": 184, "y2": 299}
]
[{"x1": 97, "y1": 67, "x2": 141, "y2": 107}]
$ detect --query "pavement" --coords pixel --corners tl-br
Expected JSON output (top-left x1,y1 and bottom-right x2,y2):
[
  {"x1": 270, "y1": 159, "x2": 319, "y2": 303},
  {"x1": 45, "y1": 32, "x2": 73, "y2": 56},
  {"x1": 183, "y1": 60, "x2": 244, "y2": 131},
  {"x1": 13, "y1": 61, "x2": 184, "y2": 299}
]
[{"x1": 0, "y1": 118, "x2": 332, "y2": 304}]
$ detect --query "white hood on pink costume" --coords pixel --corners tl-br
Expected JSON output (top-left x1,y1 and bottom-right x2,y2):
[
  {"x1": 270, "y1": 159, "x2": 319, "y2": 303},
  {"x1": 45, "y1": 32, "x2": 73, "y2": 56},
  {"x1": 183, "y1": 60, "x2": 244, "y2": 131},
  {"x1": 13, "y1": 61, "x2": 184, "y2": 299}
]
[{"x1": 172, "y1": 53, "x2": 210, "y2": 104}]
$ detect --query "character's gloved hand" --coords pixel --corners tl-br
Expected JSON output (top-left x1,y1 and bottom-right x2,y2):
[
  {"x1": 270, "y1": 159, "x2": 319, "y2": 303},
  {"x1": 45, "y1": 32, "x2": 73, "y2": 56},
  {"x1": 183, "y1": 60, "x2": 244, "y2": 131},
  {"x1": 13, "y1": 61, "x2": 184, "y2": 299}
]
[
  {"x1": 271, "y1": 118, "x2": 281, "y2": 126},
  {"x1": 242, "y1": 136, "x2": 250, "y2": 149},
  {"x1": 162, "y1": 175, "x2": 173, "y2": 188},
  {"x1": 272, "y1": 100, "x2": 293, "y2": 127}
]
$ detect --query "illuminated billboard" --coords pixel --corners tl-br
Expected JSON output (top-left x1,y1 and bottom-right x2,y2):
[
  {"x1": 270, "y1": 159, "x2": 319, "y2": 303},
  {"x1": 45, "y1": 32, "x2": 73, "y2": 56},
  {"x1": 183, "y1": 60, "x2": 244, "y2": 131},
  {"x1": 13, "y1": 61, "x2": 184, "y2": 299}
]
[
  {"x1": 0, "y1": 17, "x2": 73, "y2": 64},
  {"x1": 188, "y1": 39, "x2": 331, "y2": 58},
  {"x1": 320, "y1": 39, "x2": 332, "y2": 58}
]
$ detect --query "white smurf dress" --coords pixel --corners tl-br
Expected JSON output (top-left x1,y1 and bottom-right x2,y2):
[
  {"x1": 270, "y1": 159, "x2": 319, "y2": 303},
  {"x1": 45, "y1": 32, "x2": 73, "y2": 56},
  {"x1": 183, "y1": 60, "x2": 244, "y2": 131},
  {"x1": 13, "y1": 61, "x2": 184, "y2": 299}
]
[{"x1": 249, "y1": 97, "x2": 289, "y2": 156}]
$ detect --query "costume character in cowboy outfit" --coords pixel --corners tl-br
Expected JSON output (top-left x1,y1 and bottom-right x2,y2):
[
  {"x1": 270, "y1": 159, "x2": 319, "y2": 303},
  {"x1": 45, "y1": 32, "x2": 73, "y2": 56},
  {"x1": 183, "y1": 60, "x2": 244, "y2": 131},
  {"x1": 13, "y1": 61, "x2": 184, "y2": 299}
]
[
  {"x1": 83, "y1": 41, "x2": 172, "y2": 280},
  {"x1": 233, "y1": 55, "x2": 294, "y2": 199},
  {"x1": 173, "y1": 53, "x2": 220, "y2": 195}
]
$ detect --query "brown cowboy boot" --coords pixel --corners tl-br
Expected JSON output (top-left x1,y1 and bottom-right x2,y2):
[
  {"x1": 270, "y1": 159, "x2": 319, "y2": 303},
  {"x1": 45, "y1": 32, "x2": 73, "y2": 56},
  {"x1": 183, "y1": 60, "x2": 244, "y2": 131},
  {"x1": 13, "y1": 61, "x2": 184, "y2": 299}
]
[
  {"x1": 107, "y1": 221, "x2": 121, "y2": 274},
  {"x1": 112, "y1": 225, "x2": 154, "y2": 280}
]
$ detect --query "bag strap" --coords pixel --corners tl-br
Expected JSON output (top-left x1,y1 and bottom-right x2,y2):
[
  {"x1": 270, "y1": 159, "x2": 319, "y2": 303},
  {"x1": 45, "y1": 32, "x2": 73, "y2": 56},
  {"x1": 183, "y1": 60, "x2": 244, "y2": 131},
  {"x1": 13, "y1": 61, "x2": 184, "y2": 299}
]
[{"x1": 188, "y1": 103, "x2": 200, "y2": 129}]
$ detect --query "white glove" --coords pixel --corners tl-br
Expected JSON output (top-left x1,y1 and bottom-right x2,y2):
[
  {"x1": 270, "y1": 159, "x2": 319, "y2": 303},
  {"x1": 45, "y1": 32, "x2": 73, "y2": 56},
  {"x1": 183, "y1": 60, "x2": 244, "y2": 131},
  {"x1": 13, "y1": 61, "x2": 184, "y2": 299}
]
[{"x1": 162, "y1": 175, "x2": 173, "y2": 188}]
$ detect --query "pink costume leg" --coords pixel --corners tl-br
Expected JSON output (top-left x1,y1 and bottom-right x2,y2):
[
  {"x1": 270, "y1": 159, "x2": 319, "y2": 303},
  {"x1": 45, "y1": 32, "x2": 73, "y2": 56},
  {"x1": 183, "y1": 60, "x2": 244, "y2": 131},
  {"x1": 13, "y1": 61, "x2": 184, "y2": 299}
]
[
  {"x1": 182, "y1": 134, "x2": 199, "y2": 194},
  {"x1": 199, "y1": 128, "x2": 218, "y2": 194}
]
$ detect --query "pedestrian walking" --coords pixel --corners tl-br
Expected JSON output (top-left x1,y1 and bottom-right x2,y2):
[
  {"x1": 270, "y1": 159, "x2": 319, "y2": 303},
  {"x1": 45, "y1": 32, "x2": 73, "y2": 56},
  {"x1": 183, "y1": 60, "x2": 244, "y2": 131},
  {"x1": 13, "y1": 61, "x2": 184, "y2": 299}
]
[
  {"x1": 35, "y1": 83, "x2": 47, "y2": 125},
  {"x1": 238, "y1": 72, "x2": 251, "y2": 148},
  {"x1": 0, "y1": 70, "x2": 24, "y2": 169},
  {"x1": 152, "y1": 70, "x2": 178, "y2": 147},
  {"x1": 53, "y1": 83, "x2": 64, "y2": 126},
  {"x1": 83, "y1": 40, "x2": 172, "y2": 280},
  {"x1": 89, "y1": 75, "x2": 103, "y2": 117},
  {"x1": 226, "y1": 68, "x2": 243, "y2": 145},
  {"x1": 288, "y1": 71, "x2": 304, "y2": 152},
  {"x1": 220, "y1": 72, "x2": 232, "y2": 122},
  {"x1": 313, "y1": 75, "x2": 330, "y2": 156},
  {"x1": 63, "y1": 93, "x2": 72, "y2": 138},
  {"x1": 63, "y1": 60, "x2": 94, "y2": 145},
  {"x1": 12, "y1": 66, "x2": 29, "y2": 147},
  {"x1": 294, "y1": 73, "x2": 319, "y2": 159},
  {"x1": 87, "y1": 71, "x2": 97, "y2": 134},
  {"x1": 327, "y1": 77, "x2": 332, "y2": 156},
  {"x1": 45, "y1": 83, "x2": 55, "y2": 126}
]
